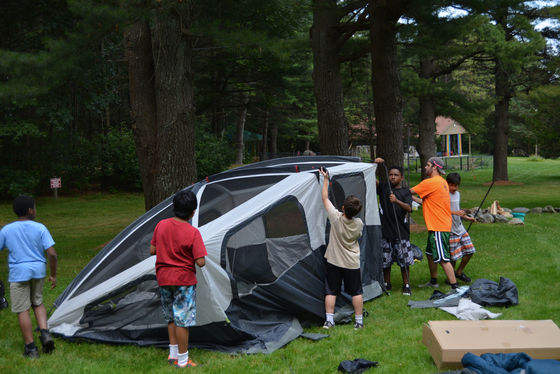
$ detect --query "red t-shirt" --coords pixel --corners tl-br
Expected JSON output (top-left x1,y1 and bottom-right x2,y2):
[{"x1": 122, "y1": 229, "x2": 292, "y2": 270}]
[{"x1": 151, "y1": 218, "x2": 207, "y2": 286}]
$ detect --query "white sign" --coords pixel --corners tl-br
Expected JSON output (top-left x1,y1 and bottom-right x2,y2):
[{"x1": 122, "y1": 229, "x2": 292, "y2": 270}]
[{"x1": 50, "y1": 178, "x2": 62, "y2": 189}]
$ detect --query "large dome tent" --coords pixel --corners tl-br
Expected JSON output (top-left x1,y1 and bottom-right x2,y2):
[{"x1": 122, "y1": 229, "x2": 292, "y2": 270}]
[{"x1": 48, "y1": 156, "x2": 383, "y2": 353}]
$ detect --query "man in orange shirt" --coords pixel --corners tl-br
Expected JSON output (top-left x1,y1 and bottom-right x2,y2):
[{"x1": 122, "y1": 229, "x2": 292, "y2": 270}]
[{"x1": 410, "y1": 157, "x2": 458, "y2": 289}]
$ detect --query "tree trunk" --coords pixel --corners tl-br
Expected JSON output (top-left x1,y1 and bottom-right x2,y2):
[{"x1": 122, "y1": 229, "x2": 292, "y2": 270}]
[
  {"x1": 270, "y1": 121, "x2": 278, "y2": 156},
  {"x1": 493, "y1": 60, "x2": 510, "y2": 181},
  {"x1": 151, "y1": 6, "x2": 197, "y2": 201},
  {"x1": 370, "y1": 1, "x2": 409, "y2": 170},
  {"x1": 262, "y1": 110, "x2": 269, "y2": 160},
  {"x1": 417, "y1": 57, "x2": 437, "y2": 179},
  {"x1": 126, "y1": 4, "x2": 197, "y2": 210},
  {"x1": 310, "y1": 0, "x2": 348, "y2": 155},
  {"x1": 124, "y1": 20, "x2": 159, "y2": 210},
  {"x1": 234, "y1": 91, "x2": 249, "y2": 164},
  {"x1": 211, "y1": 66, "x2": 227, "y2": 138}
]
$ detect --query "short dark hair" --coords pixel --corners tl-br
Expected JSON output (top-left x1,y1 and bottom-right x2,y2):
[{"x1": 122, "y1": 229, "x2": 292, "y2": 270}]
[
  {"x1": 173, "y1": 190, "x2": 197, "y2": 219},
  {"x1": 343, "y1": 195, "x2": 362, "y2": 219},
  {"x1": 388, "y1": 166, "x2": 403, "y2": 176},
  {"x1": 13, "y1": 195, "x2": 35, "y2": 217},
  {"x1": 446, "y1": 173, "x2": 461, "y2": 186}
]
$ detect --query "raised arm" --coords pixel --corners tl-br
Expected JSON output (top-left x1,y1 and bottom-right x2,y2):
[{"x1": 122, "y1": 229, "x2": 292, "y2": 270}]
[
  {"x1": 319, "y1": 168, "x2": 334, "y2": 211},
  {"x1": 374, "y1": 157, "x2": 385, "y2": 187}
]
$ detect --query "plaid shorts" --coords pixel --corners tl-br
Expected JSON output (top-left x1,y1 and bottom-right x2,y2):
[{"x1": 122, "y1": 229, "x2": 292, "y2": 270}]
[
  {"x1": 449, "y1": 232, "x2": 476, "y2": 261},
  {"x1": 159, "y1": 285, "x2": 197, "y2": 328},
  {"x1": 381, "y1": 238, "x2": 414, "y2": 268}
]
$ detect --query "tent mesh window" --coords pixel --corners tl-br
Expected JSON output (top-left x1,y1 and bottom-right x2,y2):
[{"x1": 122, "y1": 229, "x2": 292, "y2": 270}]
[
  {"x1": 225, "y1": 197, "x2": 311, "y2": 296},
  {"x1": 79, "y1": 275, "x2": 167, "y2": 342},
  {"x1": 330, "y1": 173, "x2": 366, "y2": 221},
  {"x1": 198, "y1": 175, "x2": 286, "y2": 227}
]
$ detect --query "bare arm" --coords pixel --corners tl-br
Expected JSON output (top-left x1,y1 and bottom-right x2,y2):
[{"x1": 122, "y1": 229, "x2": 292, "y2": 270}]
[
  {"x1": 46, "y1": 246, "x2": 57, "y2": 289},
  {"x1": 451, "y1": 209, "x2": 464, "y2": 216},
  {"x1": 150, "y1": 244, "x2": 156, "y2": 256},
  {"x1": 452, "y1": 209, "x2": 476, "y2": 221},
  {"x1": 411, "y1": 194, "x2": 422, "y2": 205},
  {"x1": 389, "y1": 193, "x2": 412, "y2": 212},
  {"x1": 319, "y1": 168, "x2": 334, "y2": 211},
  {"x1": 195, "y1": 257, "x2": 206, "y2": 267},
  {"x1": 374, "y1": 158, "x2": 385, "y2": 187}
]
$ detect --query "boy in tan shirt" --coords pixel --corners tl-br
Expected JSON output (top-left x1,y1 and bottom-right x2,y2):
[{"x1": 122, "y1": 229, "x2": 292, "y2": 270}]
[{"x1": 319, "y1": 168, "x2": 364, "y2": 329}]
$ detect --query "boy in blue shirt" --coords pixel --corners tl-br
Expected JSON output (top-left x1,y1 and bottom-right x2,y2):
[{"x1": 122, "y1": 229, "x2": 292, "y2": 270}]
[{"x1": 0, "y1": 196, "x2": 58, "y2": 358}]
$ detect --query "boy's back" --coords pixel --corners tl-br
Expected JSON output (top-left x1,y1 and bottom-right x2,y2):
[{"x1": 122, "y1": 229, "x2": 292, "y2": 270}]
[
  {"x1": 151, "y1": 217, "x2": 206, "y2": 286},
  {"x1": 324, "y1": 204, "x2": 363, "y2": 270},
  {"x1": 0, "y1": 220, "x2": 54, "y2": 282}
]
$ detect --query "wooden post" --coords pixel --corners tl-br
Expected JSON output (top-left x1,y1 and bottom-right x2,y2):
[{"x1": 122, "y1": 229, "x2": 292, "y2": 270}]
[{"x1": 50, "y1": 178, "x2": 61, "y2": 200}]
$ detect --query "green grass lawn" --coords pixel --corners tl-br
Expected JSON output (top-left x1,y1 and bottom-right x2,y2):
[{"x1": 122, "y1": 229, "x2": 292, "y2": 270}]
[{"x1": 1, "y1": 158, "x2": 559, "y2": 373}]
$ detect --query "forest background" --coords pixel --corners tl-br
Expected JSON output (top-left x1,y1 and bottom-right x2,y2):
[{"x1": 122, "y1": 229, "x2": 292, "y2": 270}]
[{"x1": 1, "y1": 0, "x2": 559, "y2": 209}]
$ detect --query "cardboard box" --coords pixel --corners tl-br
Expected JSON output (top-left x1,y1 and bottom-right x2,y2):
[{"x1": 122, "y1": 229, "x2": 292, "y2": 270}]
[{"x1": 422, "y1": 320, "x2": 560, "y2": 369}]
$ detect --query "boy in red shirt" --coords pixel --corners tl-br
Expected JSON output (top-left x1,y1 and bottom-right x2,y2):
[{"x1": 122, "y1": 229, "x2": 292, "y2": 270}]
[{"x1": 150, "y1": 190, "x2": 207, "y2": 368}]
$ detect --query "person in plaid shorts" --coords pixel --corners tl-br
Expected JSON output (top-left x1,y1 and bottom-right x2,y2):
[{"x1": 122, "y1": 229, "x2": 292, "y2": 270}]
[
  {"x1": 374, "y1": 158, "x2": 414, "y2": 296},
  {"x1": 447, "y1": 173, "x2": 476, "y2": 283}
]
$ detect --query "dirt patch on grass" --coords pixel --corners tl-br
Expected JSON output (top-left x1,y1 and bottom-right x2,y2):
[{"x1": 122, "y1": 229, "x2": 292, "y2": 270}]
[
  {"x1": 410, "y1": 223, "x2": 426, "y2": 233},
  {"x1": 483, "y1": 181, "x2": 523, "y2": 186}
]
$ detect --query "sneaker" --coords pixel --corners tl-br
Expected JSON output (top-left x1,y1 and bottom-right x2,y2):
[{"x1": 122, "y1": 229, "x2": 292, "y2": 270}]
[
  {"x1": 353, "y1": 322, "x2": 364, "y2": 329},
  {"x1": 175, "y1": 359, "x2": 197, "y2": 368},
  {"x1": 455, "y1": 272, "x2": 472, "y2": 283},
  {"x1": 402, "y1": 284, "x2": 411, "y2": 296},
  {"x1": 323, "y1": 321, "x2": 335, "y2": 329},
  {"x1": 40, "y1": 330, "x2": 55, "y2": 354},
  {"x1": 418, "y1": 280, "x2": 439, "y2": 288},
  {"x1": 383, "y1": 282, "x2": 392, "y2": 291},
  {"x1": 168, "y1": 356, "x2": 178, "y2": 366},
  {"x1": 23, "y1": 345, "x2": 39, "y2": 359},
  {"x1": 0, "y1": 297, "x2": 8, "y2": 309}
]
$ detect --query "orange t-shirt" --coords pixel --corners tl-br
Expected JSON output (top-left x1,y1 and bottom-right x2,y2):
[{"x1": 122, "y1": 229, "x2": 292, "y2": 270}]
[{"x1": 412, "y1": 175, "x2": 451, "y2": 232}]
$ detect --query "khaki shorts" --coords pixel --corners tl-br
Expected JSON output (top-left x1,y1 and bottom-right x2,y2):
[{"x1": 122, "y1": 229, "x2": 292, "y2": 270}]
[{"x1": 10, "y1": 278, "x2": 45, "y2": 313}]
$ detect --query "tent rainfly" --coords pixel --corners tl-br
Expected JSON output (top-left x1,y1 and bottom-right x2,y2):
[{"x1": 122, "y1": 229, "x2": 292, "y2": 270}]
[{"x1": 48, "y1": 156, "x2": 383, "y2": 353}]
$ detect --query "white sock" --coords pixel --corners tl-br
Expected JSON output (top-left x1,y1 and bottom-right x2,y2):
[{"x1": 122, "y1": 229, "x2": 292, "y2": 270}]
[
  {"x1": 177, "y1": 351, "x2": 189, "y2": 366},
  {"x1": 326, "y1": 313, "x2": 334, "y2": 324},
  {"x1": 169, "y1": 344, "x2": 178, "y2": 359},
  {"x1": 355, "y1": 314, "x2": 363, "y2": 324}
]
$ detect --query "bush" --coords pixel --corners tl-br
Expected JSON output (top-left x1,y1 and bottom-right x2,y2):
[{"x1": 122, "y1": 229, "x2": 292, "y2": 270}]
[
  {"x1": 98, "y1": 127, "x2": 141, "y2": 190},
  {"x1": 196, "y1": 133, "x2": 234, "y2": 179},
  {"x1": 0, "y1": 169, "x2": 40, "y2": 199},
  {"x1": 527, "y1": 154, "x2": 545, "y2": 162}
]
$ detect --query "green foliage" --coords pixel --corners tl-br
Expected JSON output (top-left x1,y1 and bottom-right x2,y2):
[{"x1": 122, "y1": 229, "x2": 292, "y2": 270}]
[
  {"x1": 98, "y1": 128, "x2": 142, "y2": 190},
  {"x1": 514, "y1": 84, "x2": 560, "y2": 158},
  {"x1": 195, "y1": 132, "x2": 235, "y2": 179},
  {"x1": 0, "y1": 169, "x2": 40, "y2": 199},
  {"x1": 527, "y1": 154, "x2": 545, "y2": 161}
]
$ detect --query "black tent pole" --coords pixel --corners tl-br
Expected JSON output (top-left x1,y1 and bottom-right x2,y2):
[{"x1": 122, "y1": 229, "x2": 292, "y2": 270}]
[{"x1": 466, "y1": 180, "x2": 495, "y2": 233}]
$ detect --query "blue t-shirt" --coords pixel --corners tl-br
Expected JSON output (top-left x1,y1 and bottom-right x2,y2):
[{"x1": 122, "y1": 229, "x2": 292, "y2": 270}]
[{"x1": 0, "y1": 220, "x2": 55, "y2": 282}]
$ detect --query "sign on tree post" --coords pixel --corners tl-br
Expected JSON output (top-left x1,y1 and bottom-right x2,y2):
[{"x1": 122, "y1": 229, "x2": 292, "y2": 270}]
[{"x1": 50, "y1": 177, "x2": 61, "y2": 199}]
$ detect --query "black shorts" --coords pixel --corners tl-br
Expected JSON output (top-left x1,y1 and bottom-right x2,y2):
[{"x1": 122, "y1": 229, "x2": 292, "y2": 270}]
[{"x1": 324, "y1": 262, "x2": 363, "y2": 296}]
